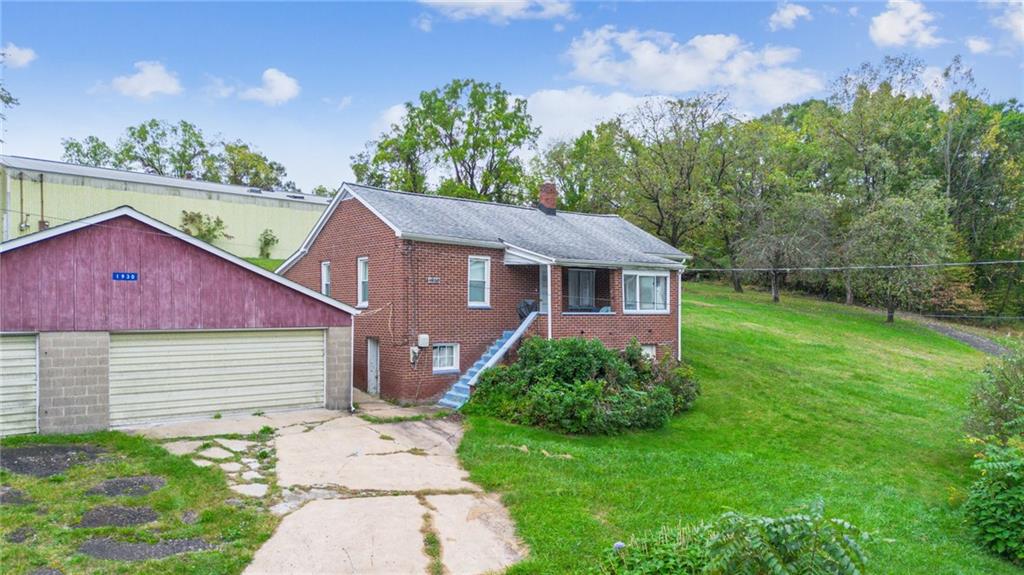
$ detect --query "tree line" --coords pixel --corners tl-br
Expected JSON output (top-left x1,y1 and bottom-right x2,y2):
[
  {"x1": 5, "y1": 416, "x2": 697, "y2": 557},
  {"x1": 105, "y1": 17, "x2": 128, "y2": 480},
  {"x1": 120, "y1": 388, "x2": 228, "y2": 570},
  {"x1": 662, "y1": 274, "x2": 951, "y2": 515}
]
[
  {"x1": 354, "y1": 56, "x2": 1022, "y2": 321},
  {"x1": 55, "y1": 55, "x2": 1023, "y2": 320}
]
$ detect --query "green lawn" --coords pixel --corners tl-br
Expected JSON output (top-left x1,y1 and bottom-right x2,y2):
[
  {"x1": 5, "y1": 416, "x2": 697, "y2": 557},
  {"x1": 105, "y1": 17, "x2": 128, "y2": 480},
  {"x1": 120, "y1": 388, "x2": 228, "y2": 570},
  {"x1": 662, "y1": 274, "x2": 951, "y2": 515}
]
[
  {"x1": 459, "y1": 282, "x2": 1018, "y2": 574},
  {"x1": 244, "y1": 258, "x2": 285, "y2": 272},
  {"x1": 0, "y1": 432, "x2": 276, "y2": 574}
]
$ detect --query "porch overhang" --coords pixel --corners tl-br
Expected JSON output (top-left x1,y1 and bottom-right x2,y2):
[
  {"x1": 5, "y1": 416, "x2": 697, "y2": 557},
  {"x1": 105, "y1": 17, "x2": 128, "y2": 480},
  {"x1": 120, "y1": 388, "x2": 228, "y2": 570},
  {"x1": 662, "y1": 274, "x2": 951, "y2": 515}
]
[{"x1": 502, "y1": 242, "x2": 686, "y2": 271}]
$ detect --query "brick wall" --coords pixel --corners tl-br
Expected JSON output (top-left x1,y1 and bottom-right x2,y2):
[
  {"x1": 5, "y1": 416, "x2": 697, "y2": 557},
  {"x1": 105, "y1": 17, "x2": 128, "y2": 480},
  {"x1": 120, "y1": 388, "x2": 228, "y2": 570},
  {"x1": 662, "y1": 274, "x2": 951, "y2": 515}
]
[
  {"x1": 285, "y1": 197, "x2": 680, "y2": 403},
  {"x1": 38, "y1": 331, "x2": 110, "y2": 434}
]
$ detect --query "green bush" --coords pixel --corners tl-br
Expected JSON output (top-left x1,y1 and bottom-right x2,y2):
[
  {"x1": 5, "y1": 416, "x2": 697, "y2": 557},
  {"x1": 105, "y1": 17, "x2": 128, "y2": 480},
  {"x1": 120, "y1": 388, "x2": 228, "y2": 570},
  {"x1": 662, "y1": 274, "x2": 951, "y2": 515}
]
[
  {"x1": 463, "y1": 337, "x2": 699, "y2": 434},
  {"x1": 596, "y1": 501, "x2": 869, "y2": 575},
  {"x1": 965, "y1": 348, "x2": 1024, "y2": 441},
  {"x1": 964, "y1": 438, "x2": 1024, "y2": 564}
]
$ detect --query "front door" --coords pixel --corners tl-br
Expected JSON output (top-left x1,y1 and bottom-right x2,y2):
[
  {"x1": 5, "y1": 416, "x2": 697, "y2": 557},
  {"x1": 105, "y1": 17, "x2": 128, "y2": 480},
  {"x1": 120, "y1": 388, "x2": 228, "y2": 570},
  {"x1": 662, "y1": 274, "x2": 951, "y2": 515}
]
[{"x1": 366, "y1": 337, "x2": 380, "y2": 395}]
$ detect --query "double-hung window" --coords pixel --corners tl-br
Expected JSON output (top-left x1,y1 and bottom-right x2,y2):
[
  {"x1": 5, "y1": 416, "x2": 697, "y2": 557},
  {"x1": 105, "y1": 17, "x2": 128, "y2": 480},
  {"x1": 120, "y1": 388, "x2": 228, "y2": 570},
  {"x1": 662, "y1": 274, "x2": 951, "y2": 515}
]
[
  {"x1": 623, "y1": 271, "x2": 669, "y2": 313},
  {"x1": 468, "y1": 256, "x2": 490, "y2": 307},
  {"x1": 567, "y1": 269, "x2": 596, "y2": 310},
  {"x1": 320, "y1": 261, "x2": 331, "y2": 296},
  {"x1": 432, "y1": 343, "x2": 459, "y2": 373},
  {"x1": 356, "y1": 257, "x2": 369, "y2": 307}
]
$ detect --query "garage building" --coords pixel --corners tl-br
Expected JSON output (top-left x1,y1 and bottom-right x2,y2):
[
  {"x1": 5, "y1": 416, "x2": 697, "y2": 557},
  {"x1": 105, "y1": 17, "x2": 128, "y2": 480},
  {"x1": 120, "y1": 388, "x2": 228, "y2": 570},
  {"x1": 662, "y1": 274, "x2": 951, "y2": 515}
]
[{"x1": 0, "y1": 206, "x2": 356, "y2": 436}]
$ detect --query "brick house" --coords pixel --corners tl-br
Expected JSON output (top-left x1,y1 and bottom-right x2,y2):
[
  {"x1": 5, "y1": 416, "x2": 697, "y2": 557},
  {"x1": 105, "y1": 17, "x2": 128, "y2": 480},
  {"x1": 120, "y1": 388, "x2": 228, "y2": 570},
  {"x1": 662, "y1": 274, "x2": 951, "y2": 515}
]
[{"x1": 278, "y1": 183, "x2": 688, "y2": 406}]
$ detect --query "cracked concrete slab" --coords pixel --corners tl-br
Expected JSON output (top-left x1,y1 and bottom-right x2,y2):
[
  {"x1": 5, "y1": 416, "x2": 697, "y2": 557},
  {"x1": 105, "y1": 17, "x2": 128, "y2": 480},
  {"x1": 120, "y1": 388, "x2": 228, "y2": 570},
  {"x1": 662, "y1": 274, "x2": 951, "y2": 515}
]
[
  {"x1": 428, "y1": 494, "x2": 527, "y2": 575},
  {"x1": 243, "y1": 497, "x2": 429, "y2": 575},
  {"x1": 128, "y1": 409, "x2": 342, "y2": 439}
]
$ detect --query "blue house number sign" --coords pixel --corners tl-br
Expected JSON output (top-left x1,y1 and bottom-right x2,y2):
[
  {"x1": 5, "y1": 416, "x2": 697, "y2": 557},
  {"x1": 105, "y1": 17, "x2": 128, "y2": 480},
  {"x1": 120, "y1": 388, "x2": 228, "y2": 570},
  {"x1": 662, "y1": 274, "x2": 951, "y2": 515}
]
[{"x1": 112, "y1": 272, "x2": 138, "y2": 281}]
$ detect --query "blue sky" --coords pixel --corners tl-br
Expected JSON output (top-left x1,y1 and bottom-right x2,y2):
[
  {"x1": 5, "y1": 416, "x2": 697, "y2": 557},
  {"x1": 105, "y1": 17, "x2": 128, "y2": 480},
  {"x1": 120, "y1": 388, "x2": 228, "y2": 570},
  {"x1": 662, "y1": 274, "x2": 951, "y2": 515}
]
[{"x1": 2, "y1": 1, "x2": 1022, "y2": 192}]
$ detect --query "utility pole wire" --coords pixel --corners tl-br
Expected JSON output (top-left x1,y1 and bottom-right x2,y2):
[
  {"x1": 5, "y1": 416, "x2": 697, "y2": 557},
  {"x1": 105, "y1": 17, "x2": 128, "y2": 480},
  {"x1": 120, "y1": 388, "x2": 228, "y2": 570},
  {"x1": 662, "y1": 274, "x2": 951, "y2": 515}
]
[{"x1": 685, "y1": 260, "x2": 1024, "y2": 273}]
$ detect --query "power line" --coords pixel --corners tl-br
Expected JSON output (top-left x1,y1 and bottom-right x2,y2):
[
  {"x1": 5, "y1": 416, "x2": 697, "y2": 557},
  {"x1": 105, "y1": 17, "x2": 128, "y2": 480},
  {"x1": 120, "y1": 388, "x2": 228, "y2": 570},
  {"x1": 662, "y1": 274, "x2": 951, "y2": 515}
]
[{"x1": 686, "y1": 260, "x2": 1024, "y2": 273}]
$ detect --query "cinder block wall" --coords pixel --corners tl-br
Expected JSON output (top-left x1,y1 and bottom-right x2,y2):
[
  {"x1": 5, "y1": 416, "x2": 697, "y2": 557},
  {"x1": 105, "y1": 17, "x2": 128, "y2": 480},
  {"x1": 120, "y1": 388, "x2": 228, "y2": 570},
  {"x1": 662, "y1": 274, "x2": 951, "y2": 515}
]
[
  {"x1": 326, "y1": 326, "x2": 353, "y2": 410},
  {"x1": 38, "y1": 331, "x2": 110, "y2": 434}
]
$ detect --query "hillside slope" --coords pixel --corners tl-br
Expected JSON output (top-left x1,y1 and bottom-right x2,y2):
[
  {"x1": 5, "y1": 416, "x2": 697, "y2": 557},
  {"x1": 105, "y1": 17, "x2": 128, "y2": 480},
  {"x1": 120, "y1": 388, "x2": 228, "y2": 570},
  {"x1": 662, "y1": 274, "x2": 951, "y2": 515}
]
[{"x1": 459, "y1": 282, "x2": 1017, "y2": 574}]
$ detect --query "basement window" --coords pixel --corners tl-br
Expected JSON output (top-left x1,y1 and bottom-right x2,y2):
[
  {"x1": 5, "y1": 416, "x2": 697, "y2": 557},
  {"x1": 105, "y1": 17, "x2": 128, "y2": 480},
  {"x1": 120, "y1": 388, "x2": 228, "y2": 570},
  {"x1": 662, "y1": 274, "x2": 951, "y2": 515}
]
[{"x1": 432, "y1": 343, "x2": 460, "y2": 374}]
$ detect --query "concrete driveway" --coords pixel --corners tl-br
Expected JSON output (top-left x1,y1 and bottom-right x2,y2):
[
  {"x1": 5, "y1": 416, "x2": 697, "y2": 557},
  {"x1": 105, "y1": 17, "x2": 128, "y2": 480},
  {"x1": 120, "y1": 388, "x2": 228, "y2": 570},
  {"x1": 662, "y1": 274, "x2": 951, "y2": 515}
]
[{"x1": 131, "y1": 391, "x2": 525, "y2": 575}]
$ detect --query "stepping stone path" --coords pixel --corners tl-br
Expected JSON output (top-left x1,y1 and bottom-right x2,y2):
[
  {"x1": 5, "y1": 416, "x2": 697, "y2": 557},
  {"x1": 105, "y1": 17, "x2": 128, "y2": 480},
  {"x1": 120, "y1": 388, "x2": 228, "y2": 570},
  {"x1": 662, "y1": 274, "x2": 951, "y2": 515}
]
[
  {"x1": 78, "y1": 537, "x2": 212, "y2": 561},
  {"x1": 76, "y1": 505, "x2": 159, "y2": 528},
  {"x1": 197, "y1": 447, "x2": 234, "y2": 460},
  {"x1": 159, "y1": 433, "x2": 275, "y2": 499},
  {"x1": 0, "y1": 445, "x2": 105, "y2": 477},
  {"x1": 6, "y1": 526, "x2": 35, "y2": 543},
  {"x1": 86, "y1": 476, "x2": 166, "y2": 497},
  {"x1": 0, "y1": 486, "x2": 33, "y2": 506}
]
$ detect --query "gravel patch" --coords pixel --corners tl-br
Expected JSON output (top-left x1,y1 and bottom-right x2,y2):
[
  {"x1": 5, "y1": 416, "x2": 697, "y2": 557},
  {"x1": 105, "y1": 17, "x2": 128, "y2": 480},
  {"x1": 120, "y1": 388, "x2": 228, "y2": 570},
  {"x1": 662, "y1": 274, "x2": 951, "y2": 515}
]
[
  {"x1": 28, "y1": 569, "x2": 62, "y2": 575},
  {"x1": 0, "y1": 486, "x2": 33, "y2": 505},
  {"x1": 78, "y1": 537, "x2": 212, "y2": 561},
  {"x1": 86, "y1": 476, "x2": 166, "y2": 497},
  {"x1": 0, "y1": 445, "x2": 105, "y2": 478},
  {"x1": 6, "y1": 526, "x2": 35, "y2": 543},
  {"x1": 181, "y1": 510, "x2": 199, "y2": 525},
  {"x1": 917, "y1": 320, "x2": 1010, "y2": 357},
  {"x1": 76, "y1": 506, "x2": 159, "y2": 528}
]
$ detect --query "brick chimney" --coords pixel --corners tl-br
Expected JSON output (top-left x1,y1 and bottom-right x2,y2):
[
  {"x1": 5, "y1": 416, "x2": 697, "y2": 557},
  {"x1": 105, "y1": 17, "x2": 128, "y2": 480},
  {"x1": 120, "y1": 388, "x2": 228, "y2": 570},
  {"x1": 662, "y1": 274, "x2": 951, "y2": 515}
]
[{"x1": 538, "y1": 182, "x2": 558, "y2": 214}]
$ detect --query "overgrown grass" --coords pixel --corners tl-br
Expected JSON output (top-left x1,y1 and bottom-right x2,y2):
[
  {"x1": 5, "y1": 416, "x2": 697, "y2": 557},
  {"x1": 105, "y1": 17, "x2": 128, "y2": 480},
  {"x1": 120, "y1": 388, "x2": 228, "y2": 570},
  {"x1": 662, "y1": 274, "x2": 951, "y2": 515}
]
[
  {"x1": 459, "y1": 282, "x2": 1020, "y2": 574},
  {"x1": 244, "y1": 258, "x2": 284, "y2": 272},
  {"x1": 0, "y1": 432, "x2": 276, "y2": 574}
]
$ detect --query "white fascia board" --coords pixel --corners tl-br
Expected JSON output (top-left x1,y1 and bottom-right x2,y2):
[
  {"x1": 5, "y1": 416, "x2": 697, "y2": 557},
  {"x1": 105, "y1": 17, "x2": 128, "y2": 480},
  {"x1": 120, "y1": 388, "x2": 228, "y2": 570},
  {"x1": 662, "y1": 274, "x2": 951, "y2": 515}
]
[
  {"x1": 400, "y1": 232, "x2": 505, "y2": 249},
  {"x1": 502, "y1": 243, "x2": 556, "y2": 264},
  {"x1": 2, "y1": 205, "x2": 360, "y2": 316}
]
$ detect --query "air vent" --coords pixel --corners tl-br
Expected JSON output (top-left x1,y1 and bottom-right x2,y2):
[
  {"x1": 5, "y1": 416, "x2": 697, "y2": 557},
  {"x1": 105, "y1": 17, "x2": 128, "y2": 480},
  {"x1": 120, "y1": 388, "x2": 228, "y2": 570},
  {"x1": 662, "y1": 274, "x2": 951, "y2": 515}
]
[
  {"x1": 286, "y1": 194, "x2": 305, "y2": 200},
  {"x1": 247, "y1": 188, "x2": 263, "y2": 194}
]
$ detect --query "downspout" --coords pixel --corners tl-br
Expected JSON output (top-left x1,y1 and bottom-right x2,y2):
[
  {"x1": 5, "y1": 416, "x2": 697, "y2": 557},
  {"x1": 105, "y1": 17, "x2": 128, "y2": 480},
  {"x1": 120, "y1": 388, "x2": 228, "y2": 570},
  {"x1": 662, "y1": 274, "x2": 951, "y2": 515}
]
[
  {"x1": 38, "y1": 173, "x2": 47, "y2": 230},
  {"x1": 18, "y1": 172, "x2": 26, "y2": 231},
  {"x1": 546, "y1": 263, "x2": 552, "y2": 340},
  {"x1": 677, "y1": 270, "x2": 683, "y2": 361}
]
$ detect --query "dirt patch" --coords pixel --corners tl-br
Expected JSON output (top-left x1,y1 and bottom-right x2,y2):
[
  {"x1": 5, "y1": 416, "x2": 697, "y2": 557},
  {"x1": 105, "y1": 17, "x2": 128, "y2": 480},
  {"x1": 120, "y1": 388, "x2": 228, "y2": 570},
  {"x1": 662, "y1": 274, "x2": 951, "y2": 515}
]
[
  {"x1": 6, "y1": 526, "x2": 35, "y2": 543},
  {"x1": 28, "y1": 569, "x2": 62, "y2": 575},
  {"x1": 0, "y1": 486, "x2": 33, "y2": 505},
  {"x1": 78, "y1": 537, "x2": 212, "y2": 561},
  {"x1": 76, "y1": 506, "x2": 159, "y2": 528},
  {"x1": 0, "y1": 445, "x2": 105, "y2": 478},
  {"x1": 86, "y1": 476, "x2": 166, "y2": 497}
]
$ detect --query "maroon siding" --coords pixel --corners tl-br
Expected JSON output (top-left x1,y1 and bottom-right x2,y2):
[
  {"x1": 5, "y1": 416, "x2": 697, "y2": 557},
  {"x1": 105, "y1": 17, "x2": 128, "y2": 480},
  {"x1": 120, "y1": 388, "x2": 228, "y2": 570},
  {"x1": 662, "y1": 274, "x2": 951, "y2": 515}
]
[{"x1": 0, "y1": 216, "x2": 351, "y2": 332}]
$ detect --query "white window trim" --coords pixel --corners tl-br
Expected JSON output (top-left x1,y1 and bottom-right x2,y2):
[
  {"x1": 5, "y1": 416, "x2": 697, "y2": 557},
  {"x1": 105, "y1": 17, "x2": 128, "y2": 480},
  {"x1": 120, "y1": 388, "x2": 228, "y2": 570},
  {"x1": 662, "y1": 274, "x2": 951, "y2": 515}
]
[
  {"x1": 622, "y1": 269, "x2": 671, "y2": 315},
  {"x1": 320, "y1": 261, "x2": 331, "y2": 296},
  {"x1": 467, "y1": 256, "x2": 491, "y2": 308},
  {"x1": 356, "y1": 257, "x2": 369, "y2": 308},
  {"x1": 432, "y1": 343, "x2": 460, "y2": 374},
  {"x1": 641, "y1": 344, "x2": 657, "y2": 360}
]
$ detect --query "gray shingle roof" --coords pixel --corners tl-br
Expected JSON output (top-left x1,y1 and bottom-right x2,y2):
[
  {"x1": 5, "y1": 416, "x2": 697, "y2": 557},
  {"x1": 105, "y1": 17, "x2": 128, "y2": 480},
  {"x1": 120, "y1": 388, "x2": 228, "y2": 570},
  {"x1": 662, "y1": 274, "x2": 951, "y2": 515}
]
[{"x1": 345, "y1": 183, "x2": 687, "y2": 268}]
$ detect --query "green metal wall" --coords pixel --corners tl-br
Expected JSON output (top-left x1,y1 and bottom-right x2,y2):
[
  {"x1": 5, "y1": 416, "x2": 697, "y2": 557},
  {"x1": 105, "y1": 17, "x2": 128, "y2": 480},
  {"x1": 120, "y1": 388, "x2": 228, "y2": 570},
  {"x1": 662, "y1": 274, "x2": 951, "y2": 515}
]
[{"x1": 1, "y1": 167, "x2": 325, "y2": 259}]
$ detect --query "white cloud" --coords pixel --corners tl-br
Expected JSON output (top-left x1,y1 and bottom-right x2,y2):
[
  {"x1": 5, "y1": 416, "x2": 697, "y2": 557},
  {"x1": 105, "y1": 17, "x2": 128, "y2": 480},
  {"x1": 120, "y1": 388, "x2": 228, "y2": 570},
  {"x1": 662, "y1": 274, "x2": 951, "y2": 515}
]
[
  {"x1": 415, "y1": 14, "x2": 434, "y2": 32},
  {"x1": 527, "y1": 87, "x2": 654, "y2": 143},
  {"x1": 1, "y1": 42, "x2": 37, "y2": 68},
  {"x1": 370, "y1": 103, "x2": 408, "y2": 136},
  {"x1": 203, "y1": 75, "x2": 235, "y2": 99},
  {"x1": 965, "y1": 36, "x2": 993, "y2": 54},
  {"x1": 553, "y1": 22, "x2": 565, "y2": 32},
  {"x1": 869, "y1": 0, "x2": 943, "y2": 48},
  {"x1": 990, "y1": 0, "x2": 1024, "y2": 44},
  {"x1": 769, "y1": 3, "x2": 812, "y2": 31},
  {"x1": 239, "y1": 68, "x2": 300, "y2": 106},
  {"x1": 565, "y1": 26, "x2": 823, "y2": 109},
  {"x1": 323, "y1": 95, "x2": 353, "y2": 111},
  {"x1": 420, "y1": 0, "x2": 573, "y2": 24},
  {"x1": 848, "y1": 6, "x2": 860, "y2": 17},
  {"x1": 110, "y1": 61, "x2": 182, "y2": 99}
]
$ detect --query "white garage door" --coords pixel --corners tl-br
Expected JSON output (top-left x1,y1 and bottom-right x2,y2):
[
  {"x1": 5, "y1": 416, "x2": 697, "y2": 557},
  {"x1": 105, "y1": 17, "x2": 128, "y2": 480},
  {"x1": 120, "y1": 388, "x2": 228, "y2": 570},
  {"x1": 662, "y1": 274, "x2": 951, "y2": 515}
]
[
  {"x1": 109, "y1": 330, "x2": 325, "y2": 427},
  {"x1": 0, "y1": 335, "x2": 38, "y2": 436}
]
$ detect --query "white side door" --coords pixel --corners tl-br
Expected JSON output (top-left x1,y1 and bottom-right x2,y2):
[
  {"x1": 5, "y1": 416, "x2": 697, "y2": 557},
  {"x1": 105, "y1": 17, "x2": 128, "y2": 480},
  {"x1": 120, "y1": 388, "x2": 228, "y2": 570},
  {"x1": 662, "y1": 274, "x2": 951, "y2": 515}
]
[{"x1": 367, "y1": 337, "x2": 380, "y2": 395}]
